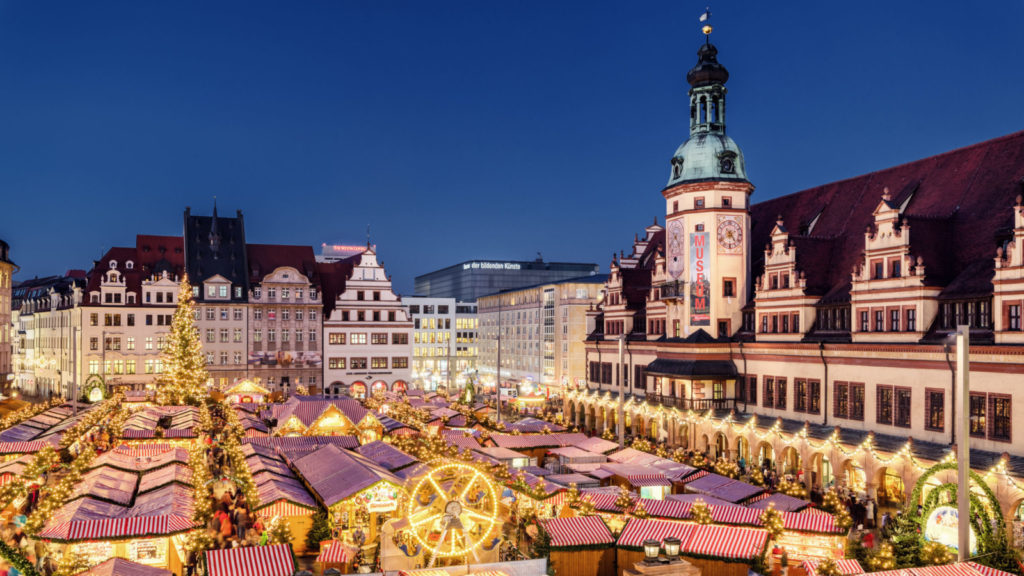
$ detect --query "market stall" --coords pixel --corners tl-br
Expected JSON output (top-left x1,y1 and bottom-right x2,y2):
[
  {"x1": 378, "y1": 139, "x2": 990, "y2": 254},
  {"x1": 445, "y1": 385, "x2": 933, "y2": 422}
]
[
  {"x1": 800, "y1": 558, "x2": 863, "y2": 576},
  {"x1": 617, "y1": 518, "x2": 768, "y2": 576},
  {"x1": 78, "y1": 557, "x2": 173, "y2": 576},
  {"x1": 683, "y1": 472, "x2": 764, "y2": 503},
  {"x1": 205, "y1": 543, "x2": 296, "y2": 576},
  {"x1": 542, "y1": 516, "x2": 616, "y2": 576},
  {"x1": 223, "y1": 379, "x2": 271, "y2": 404},
  {"x1": 315, "y1": 538, "x2": 358, "y2": 574}
]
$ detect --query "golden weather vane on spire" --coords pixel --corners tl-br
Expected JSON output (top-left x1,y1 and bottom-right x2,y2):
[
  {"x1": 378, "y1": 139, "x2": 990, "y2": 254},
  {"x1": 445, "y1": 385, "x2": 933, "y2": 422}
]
[{"x1": 700, "y1": 7, "x2": 712, "y2": 37}]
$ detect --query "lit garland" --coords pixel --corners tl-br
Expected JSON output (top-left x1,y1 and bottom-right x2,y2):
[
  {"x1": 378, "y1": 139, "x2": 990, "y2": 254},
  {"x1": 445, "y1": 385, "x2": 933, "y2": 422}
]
[
  {"x1": 759, "y1": 503, "x2": 784, "y2": 542},
  {"x1": 184, "y1": 529, "x2": 216, "y2": 556},
  {"x1": 748, "y1": 466, "x2": 766, "y2": 487},
  {"x1": 691, "y1": 498, "x2": 713, "y2": 525},
  {"x1": 0, "y1": 445, "x2": 61, "y2": 510},
  {"x1": 58, "y1": 393, "x2": 124, "y2": 450},
  {"x1": 26, "y1": 444, "x2": 97, "y2": 535},
  {"x1": 156, "y1": 276, "x2": 210, "y2": 406},
  {"x1": 631, "y1": 437, "x2": 654, "y2": 454},
  {"x1": 220, "y1": 404, "x2": 260, "y2": 510},
  {"x1": 0, "y1": 398, "x2": 61, "y2": 432},
  {"x1": 189, "y1": 441, "x2": 214, "y2": 524}
]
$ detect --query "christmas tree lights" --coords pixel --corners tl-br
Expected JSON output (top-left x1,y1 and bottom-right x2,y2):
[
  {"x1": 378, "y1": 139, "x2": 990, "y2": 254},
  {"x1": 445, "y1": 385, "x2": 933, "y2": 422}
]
[
  {"x1": 759, "y1": 503, "x2": 784, "y2": 542},
  {"x1": 691, "y1": 498, "x2": 713, "y2": 524},
  {"x1": 156, "y1": 276, "x2": 210, "y2": 406}
]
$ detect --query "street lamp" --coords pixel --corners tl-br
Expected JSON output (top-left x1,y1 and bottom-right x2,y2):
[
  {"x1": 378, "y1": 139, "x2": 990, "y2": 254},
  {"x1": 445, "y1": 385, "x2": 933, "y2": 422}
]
[
  {"x1": 664, "y1": 537, "x2": 681, "y2": 562},
  {"x1": 617, "y1": 334, "x2": 626, "y2": 448},
  {"x1": 951, "y1": 324, "x2": 971, "y2": 561},
  {"x1": 643, "y1": 539, "x2": 661, "y2": 564}
]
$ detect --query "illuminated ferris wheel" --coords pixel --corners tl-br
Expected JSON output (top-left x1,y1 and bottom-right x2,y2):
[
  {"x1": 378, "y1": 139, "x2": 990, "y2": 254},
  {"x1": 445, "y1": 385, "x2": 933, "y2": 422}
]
[{"x1": 407, "y1": 462, "x2": 500, "y2": 561}]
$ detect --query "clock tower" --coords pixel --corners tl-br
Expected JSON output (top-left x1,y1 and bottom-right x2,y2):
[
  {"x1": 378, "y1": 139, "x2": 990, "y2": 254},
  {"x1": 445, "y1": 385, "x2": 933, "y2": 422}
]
[{"x1": 662, "y1": 33, "x2": 753, "y2": 339}]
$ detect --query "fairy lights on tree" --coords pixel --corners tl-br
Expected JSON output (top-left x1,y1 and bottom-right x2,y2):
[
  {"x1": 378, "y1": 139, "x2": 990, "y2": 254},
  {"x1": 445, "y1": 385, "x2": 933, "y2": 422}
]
[
  {"x1": 691, "y1": 498, "x2": 713, "y2": 524},
  {"x1": 156, "y1": 276, "x2": 209, "y2": 406},
  {"x1": 759, "y1": 503, "x2": 784, "y2": 542}
]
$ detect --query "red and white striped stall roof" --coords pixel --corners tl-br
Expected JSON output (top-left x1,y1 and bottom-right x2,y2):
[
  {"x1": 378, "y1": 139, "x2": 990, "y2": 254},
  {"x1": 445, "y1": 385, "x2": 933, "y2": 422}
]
[
  {"x1": 922, "y1": 566, "x2": 991, "y2": 576},
  {"x1": 685, "y1": 524, "x2": 768, "y2": 559},
  {"x1": 255, "y1": 500, "x2": 316, "y2": 518},
  {"x1": 113, "y1": 444, "x2": 174, "y2": 457},
  {"x1": 801, "y1": 559, "x2": 864, "y2": 576},
  {"x1": 244, "y1": 429, "x2": 269, "y2": 438},
  {"x1": 580, "y1": 492, "x2": 627, "y2": 513},
  {"x1": 205, "y1": 544, "x2": 295, "y2": 576},
  {"x1": 39, "y1": 515, "x2": 195, "y2": 542},
  {"x1": 965, "y1": 563, "x2": 1015, "y2": 576},
  {"x1": 0, "y1": 441, "x2": 51, "y2": 455},
  {"x1": 681, "y1": 470, "x2": 710, "y2": 483},
  {"x1": 709, "y1": 504, "x2": 762, "y2": 525},
  {"x1": 542, "y1": 516, "x2": 615, "y2": 548},
  {"x1": 469, "y1": 572, "x2": 511, "y2": 576},
  {"x1": 628, "y1": 475, "x2": 672, "y2": 487},
  {"x1": 398, "y1": 570, "x2": 450, "y2": 576},
  {"x1": 745, "y1": 492, "x2": 771, "y2": 503},
  {"x1": 617, "y1": 518, "x2": 696, "y2": 549},
  {"x1": 781, "y1": 510, "x2": 841, "y2": 533},
  {"x1": 315, "y1": 540, "x2": 353, "y2": 564},
  {"x1": 634, "y1": 498, "x2": 692, "y2": 520}
]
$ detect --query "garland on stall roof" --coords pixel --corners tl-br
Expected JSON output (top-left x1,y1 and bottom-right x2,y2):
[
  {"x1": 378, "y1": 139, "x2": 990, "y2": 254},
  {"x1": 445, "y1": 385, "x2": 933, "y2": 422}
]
[
  {"x1": 220, "y1": 403, "x2": 260, "y2": 509},
  {"x1": 0, "y1": 445, "x2": 61, "y2": 512},
  {"x1": 0, "y1": 398, "x2": 61, "y2": 433},
  {"x1": 189, "y1": 441, "x2": 214, "y2": 524},
  {"x1": 0, "y1": 539, "x2": 41, "y2": 576},
  {"x1": 26, "y1": 444, "x2": 97, "y2": 535},
  {"x1": 58, "y1": 393, "x2": 124, "y2": 450}
]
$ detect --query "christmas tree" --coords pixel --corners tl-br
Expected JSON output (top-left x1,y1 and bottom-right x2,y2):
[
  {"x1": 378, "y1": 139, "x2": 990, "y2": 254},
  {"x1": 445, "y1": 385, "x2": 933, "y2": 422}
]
[
  {"x1": 889, "y1": 511, "x2": 922, "y2": 568},
  {"x1": 157, "y1": 276, "x2": 210, "y2": 406},
  {"x1": 869, "y1": 541, "x2": 896, "y2": 571},
  {"x1": 691, "y1": 498, "x2": 713, "y2": 524}
]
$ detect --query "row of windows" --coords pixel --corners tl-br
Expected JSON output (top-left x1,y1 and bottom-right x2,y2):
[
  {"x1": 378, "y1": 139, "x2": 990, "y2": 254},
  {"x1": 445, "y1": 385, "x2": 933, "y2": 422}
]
[
  {"x1": 88, "y1": 358, "x2": 162, "y2": 374},
  {"x1": 761, "y1": 313, "x2": 800, "y2": 334},
  {"x1": 205, "y1": 329, "x2": 244, "y2": 343},
  {"x1": 409, "y1": 304, "x2": 450, "y2": 315},
  {"x1": 252, "y1": 287, "x2": 317, "y2": 301},
  {"x1": 327, "y1": 333, "x2": 408, "y2": 345},
  {"x1": 413, "y1": 346, "x2": 478, "y2": 357},
  {"x1": 252, "y1": 308, "x2": 318, "y2": 322},
  {"x1": 740, "y1": 376, "x2": 1011, "y2": 442},
  {"x1": 90, "y1": 313, "x2": 171, "y2": 327},
  {"x1": 206, "y1": 352, "x2": 244, "y2": 365},
  {"x1": 415, "y1": 318, "x2": 453, "y2": 330},
  {"x1": 200, "y1": 285, "x2": 243, "y2": 299},
  {"x1": 327, "y1": 357, "x2": 409, "y2": 370},
  {"x1": 857, "y1": 308, "x2": 917, "y2": 332},
  {"x1": 252, "y1": 330, "x2": 317, "y2": 343},
  {"x1": 198, "y1": 308, "x2": 245, "y2": 321},
  {"x1": 90, "y1": 336, "x2": 164, "y2": 351},
  {"x1": 339, "y1": 310, "x2": 400, "y2": 322}
]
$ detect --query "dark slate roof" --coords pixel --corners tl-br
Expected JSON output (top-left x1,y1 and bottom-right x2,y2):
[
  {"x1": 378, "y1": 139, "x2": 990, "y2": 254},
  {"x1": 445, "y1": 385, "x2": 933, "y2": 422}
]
[
  {"x1": 86, "y1": 236, "x2": 185, "y2": 296},
  {"x1": 749, "y1": 130, "x2": 1024, "y2": 306},
  {"x1": 183, "y1": 206, "x2": 249, "y2": 302},
  {"x1": 645, "y1": 359, "x2": 737, "y2": 379},
  {"x1": 246, "y1": 244, "x2": 320, "y2": 288},
  {"x1": 316, "y1": 256, "x2": 361, "y2": 317}
]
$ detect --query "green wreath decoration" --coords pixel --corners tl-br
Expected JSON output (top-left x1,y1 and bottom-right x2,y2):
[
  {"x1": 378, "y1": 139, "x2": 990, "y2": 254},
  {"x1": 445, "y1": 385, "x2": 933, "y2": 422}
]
[{"x1": 907, "y1": 461, "x2": 1006, "y2": 556}]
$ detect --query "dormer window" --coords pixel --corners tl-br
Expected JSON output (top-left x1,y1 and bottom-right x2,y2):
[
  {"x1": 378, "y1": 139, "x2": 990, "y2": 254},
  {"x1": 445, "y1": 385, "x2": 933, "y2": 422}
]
[
  {"x1": 718, "y1": 151, "x2": 738, "y2": 175},
  {"x1": 109, "y1": 260, "x2": 118, "y2": 269},
  {"x1": 671, "y1": 157, "x2": 684, "y2": 179},
  {"x1": 125, "y1": 261, "x2": 134, "y2": 270}
]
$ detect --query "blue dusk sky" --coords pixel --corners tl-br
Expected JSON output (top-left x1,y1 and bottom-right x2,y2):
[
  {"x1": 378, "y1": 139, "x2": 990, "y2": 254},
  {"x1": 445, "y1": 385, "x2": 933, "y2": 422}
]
[{"x1": 2, "y1": 1, "x2": 1023, "y2": 293}]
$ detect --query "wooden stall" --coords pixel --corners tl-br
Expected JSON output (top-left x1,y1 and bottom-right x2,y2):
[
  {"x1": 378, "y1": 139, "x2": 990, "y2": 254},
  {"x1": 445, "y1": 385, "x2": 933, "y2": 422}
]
[{"x1": 543, "y1": 516, "x2": 617, "y2": 576}]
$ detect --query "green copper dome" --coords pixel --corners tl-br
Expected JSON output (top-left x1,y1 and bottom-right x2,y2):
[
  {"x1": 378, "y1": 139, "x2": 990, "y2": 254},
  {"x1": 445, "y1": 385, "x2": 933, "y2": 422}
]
[{"x1": 666, "y1": 41, "x2": 748, "y2": 187}]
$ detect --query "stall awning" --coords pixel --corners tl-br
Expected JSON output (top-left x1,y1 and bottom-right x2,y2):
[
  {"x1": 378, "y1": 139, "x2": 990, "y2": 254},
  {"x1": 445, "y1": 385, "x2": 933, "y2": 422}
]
[
  {"x1": 627, "y1": 474, "x2": 671, "y2": 488},
  {"x1": 782, "y1": 510, "x2": 842, "y2": 533},
  {"x1": 801, "y1": 559, "x2": 864, "y2": 576},
  {"x1": 256, "y1": 500, "x2": 316, "y2": 518},
  {"x1": 634, "y1": 498, "x2": 691, "y2": 520},
  {"x1": 39, "y1": 515, "x2": 195, "y2": 542},
  {"x1": 543, "y1": 516, "x2": 615, "y2": 548},
  {"x1": 316, "y1": 540, "x2": 354, "y2": 564},
  {"x1": 205, "y1": 544, "x2": 295, "y2": 576},
  {"x1": 709, "y1": 504, "x2": 762, "y2": 525},
  {"x1": 78, "y1": 557, "x2": 173, "y2": 576},
  {"x1": 617, "y1": 518, "x2": 695, "y2": 548},
  {"x1": 644, "y1": 359, "x2": 737, "y2": 379},
  {"x1": 685, "y1": 524, "x2": 767, "y2": 559}
]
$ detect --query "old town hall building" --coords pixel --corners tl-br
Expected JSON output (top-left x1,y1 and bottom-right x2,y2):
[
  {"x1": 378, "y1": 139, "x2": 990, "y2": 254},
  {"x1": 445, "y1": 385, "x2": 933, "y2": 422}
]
[{"x1": 569, "y1": 35, "x2": 1024, "y2": 516}]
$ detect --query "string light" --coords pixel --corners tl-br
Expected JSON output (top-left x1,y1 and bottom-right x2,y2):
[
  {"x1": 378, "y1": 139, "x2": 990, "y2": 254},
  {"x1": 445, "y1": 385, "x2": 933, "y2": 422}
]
[{"x1": 156, "y1": 275, "x2": 210, "y2": 406}]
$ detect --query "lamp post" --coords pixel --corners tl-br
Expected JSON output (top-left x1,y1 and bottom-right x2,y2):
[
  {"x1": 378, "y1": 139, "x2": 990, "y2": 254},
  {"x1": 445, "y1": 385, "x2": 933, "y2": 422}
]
[
  {"x1": 643, "y1": 539, "x2": 660, "y2": 564},
  {"x1": 496, "y1": 297, "x2": 502, "y2": 424},
  {"x1": 618, "y1": 334, "x2": 626, "y2": 448},
  {"x1": 955, "y1": 324, "x2": 970, "y2": 561}
]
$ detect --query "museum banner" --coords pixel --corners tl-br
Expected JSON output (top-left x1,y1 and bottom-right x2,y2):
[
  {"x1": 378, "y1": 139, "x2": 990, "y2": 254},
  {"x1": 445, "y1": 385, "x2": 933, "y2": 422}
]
[{"x1": 689, "y1": 232, "x2": 710, "y2": 326}]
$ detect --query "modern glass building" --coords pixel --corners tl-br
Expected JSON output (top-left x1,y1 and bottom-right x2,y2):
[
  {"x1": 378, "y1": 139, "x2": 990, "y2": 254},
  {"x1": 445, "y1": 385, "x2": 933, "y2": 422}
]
[{"x1": 414, "y1": 259, "x2": 599, "y2": 302}]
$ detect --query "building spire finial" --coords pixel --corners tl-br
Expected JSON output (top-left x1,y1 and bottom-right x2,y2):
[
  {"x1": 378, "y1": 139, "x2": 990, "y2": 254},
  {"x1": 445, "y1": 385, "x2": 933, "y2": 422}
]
[{"x1": 700, "y1": 7, "x2": 712, "y2": 42}]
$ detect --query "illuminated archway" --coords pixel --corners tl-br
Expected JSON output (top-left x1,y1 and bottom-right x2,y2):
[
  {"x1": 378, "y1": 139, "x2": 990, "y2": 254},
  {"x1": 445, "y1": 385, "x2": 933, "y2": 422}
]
[
  {"x1": 350, "y1": 381, "x2": 367, "y2": 400},
  {"x1": 736, "y1": 436, "x2": 750, "y2": 463},
  {"x1": 713, "y1": 432, "x2": 728, "y2": 459},
  {"x1": 780, "y1": 446, "x2": 801, "y2": 475},
  {"x1": 756, "y1": 441, "x2": 775, "y2": 467},
  {"x1": 392, "y1": 380, "x2": 408, "y2": 394}
]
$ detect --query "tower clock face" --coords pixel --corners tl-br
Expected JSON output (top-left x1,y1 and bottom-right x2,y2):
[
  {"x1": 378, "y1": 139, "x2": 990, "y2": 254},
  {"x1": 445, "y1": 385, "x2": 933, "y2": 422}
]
[{"x1": 717, "y1": 218, "x2": 743, "y2": 250}]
